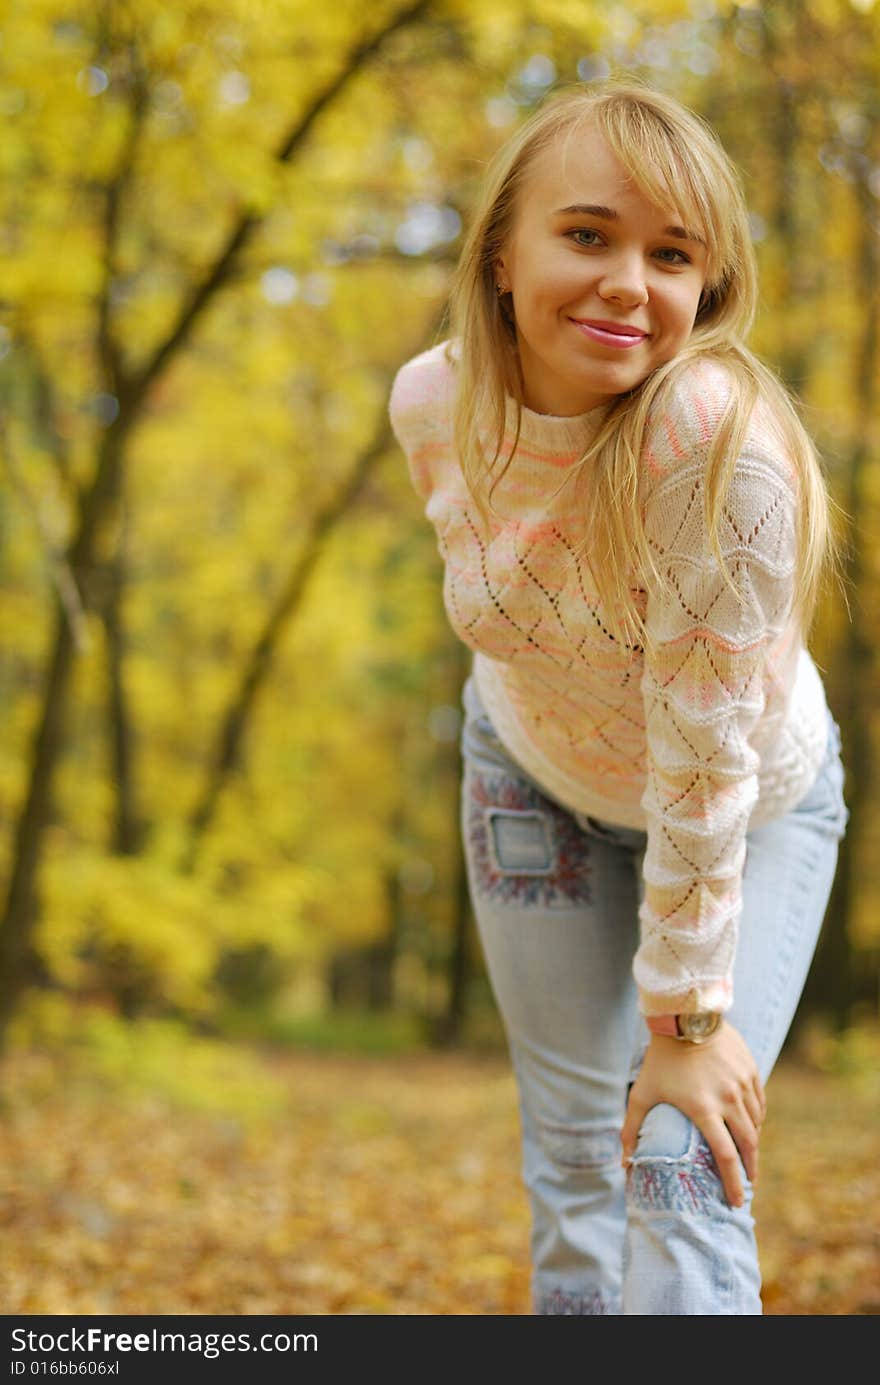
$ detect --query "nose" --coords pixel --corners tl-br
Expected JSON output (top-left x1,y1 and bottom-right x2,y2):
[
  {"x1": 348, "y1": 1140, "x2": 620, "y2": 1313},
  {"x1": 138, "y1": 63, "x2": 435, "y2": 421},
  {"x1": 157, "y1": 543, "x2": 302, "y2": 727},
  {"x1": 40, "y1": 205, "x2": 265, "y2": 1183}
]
[{"x1": 597, "y1": 251, "x2": 649, "y2": 308}]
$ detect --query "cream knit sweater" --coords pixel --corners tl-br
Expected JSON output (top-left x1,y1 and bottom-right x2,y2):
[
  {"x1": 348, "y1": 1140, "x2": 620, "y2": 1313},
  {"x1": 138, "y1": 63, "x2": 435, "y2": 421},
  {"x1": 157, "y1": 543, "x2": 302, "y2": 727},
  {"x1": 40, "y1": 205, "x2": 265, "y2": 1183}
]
[{"x1": 389, "y1": 339, "x2": 830, "y2": 1016}]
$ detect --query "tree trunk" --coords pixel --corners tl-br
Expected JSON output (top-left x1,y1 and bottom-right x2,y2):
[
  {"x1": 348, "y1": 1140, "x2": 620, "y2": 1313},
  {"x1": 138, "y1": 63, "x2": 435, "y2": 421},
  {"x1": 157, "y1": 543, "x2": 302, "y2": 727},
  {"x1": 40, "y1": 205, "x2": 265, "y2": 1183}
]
[
  {"x1": 0, "y1": 417, "x2": 137, "y2": 1045},
  {"x1": 103, "y1": 472, "x2": 144, "y2": 857}
]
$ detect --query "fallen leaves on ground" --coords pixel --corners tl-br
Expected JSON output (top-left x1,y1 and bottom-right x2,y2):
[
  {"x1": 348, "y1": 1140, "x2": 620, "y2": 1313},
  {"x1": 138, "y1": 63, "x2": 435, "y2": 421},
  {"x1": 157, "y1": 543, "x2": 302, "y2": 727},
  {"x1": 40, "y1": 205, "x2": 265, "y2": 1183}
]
[{"x1": 0, "y1": 1039, "x2": 877, "y2": 1315}]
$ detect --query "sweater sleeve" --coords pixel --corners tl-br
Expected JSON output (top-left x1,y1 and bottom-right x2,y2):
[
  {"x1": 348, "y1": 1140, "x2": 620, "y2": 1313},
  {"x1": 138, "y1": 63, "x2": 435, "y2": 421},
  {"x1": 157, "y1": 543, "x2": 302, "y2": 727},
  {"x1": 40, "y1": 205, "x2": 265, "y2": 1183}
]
[
  {"x1": 388, "y1": 343, "x2": 451, "y2": 503},
  {"x1": 634, "y1": 363, "x2": 799, "y2": 1017}
]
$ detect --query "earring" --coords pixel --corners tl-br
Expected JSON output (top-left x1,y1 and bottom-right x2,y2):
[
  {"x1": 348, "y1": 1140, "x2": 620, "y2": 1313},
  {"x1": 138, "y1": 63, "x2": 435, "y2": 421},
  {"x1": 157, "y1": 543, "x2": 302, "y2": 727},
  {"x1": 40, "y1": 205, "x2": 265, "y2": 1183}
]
[{"x1": 496, "y1": 282, "x2": 508, "y2": 296}]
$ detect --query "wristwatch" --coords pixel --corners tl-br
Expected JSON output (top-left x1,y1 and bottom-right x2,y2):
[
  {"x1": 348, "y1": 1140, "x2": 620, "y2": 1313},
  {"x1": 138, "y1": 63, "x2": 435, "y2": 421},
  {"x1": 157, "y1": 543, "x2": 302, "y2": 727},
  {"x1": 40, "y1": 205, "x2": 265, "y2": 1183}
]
[{"x1": 646, "y1": 1010, "x2": 722, "y2": 1044}]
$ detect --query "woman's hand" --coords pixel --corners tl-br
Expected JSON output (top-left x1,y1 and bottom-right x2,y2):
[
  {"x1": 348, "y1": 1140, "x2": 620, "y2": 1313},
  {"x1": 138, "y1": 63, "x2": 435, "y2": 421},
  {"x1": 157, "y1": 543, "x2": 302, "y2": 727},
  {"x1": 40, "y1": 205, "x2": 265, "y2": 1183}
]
[{"x1": 620, "y1": 1020, "x2": 767, "y2": 1208}]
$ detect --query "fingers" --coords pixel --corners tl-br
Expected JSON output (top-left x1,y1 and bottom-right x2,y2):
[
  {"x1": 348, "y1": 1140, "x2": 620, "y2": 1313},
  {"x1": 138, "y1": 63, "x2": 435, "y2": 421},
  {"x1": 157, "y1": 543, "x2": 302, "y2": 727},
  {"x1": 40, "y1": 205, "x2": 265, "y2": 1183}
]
[
  {"x1": 742, "y1": 1084, "x2": 764, "y2": 1138},
  {"x1": 699, "y1": 1113, "x2": 747, "y2": 1207},
  {"x1": 724, "y1": 1103, "x2": 760, "y2": 1188},
  {"x1": 697, "y1": 1083, "x2": 766, "y2": 1206}
]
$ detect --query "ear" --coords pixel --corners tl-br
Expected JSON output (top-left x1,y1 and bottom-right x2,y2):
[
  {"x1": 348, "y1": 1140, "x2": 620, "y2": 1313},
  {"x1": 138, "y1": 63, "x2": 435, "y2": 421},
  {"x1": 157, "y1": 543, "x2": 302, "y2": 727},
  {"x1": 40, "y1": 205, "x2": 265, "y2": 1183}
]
[{"x1": 494, "y1": 260, "x2": 511, "y2": 293}]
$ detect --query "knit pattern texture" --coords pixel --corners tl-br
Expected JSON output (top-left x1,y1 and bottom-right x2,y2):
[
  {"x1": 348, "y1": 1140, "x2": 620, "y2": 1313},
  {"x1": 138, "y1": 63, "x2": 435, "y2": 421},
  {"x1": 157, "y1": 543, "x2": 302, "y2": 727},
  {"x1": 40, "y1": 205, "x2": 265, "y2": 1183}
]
[{"x1": 389, "y1": 340, "x2": 829, "y2": 1014}]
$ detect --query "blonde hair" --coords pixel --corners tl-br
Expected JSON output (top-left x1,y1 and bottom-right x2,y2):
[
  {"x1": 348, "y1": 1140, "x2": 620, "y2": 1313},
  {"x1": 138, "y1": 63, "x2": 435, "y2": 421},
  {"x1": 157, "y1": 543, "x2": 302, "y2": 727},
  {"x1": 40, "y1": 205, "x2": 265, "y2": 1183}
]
[{"x1": 445, "y1": 79, "x2": 848, "y2": 658}]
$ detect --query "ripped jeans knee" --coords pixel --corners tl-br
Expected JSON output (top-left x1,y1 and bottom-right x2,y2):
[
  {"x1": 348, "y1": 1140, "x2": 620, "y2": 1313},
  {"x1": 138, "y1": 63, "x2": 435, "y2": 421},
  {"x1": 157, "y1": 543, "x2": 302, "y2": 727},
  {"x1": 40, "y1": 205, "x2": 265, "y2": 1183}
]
[{"x1": 626, "y1": 1103, "x2": 731, "y2": 1215}]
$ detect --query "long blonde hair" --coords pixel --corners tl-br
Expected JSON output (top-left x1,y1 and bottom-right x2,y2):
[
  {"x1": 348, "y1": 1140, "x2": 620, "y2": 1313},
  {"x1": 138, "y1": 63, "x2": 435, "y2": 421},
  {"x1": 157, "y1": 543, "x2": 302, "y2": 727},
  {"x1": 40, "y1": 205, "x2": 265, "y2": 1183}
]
[{"x1": 445, "y1": 79, "x2": 848, "y2": 658}]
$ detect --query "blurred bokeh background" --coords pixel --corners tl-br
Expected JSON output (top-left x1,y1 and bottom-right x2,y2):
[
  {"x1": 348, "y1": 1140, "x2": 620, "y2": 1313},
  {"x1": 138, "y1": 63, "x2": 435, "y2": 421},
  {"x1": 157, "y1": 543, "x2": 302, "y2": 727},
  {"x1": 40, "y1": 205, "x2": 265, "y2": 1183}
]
[{"x1": 1, "y1": 0, "x2": 878, "y2": 1314}]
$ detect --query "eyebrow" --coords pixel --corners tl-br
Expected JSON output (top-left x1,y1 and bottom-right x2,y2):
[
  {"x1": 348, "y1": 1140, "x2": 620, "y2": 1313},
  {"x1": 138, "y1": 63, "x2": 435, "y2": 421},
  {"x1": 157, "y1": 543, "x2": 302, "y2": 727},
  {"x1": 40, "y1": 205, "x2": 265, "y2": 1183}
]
[{"x1": 552, "y1": 203, "x2": 706, "y2": 246}]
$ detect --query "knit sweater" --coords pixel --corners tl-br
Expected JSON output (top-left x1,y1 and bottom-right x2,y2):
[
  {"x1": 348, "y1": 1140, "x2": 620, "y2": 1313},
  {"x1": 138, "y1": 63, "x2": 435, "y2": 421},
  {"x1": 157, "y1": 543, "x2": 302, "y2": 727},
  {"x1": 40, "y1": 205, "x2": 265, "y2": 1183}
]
[{"x1": 388, "y1": 339, "x2": 830, "y2": 1016}]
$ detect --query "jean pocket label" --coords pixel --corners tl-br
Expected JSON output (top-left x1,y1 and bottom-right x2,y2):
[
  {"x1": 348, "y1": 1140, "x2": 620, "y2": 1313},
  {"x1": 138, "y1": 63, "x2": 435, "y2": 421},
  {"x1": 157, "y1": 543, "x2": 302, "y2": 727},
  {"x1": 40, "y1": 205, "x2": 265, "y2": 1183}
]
[{"x1": 489, "y1": 810, "x2": 553, "y2": 873}]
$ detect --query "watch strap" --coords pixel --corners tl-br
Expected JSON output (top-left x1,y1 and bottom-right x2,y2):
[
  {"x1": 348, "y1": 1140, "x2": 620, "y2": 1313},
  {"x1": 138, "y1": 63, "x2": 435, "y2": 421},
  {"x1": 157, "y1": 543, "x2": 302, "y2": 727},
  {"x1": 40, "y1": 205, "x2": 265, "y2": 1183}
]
[{"x1": 646, "y1": 1014, "x2": 679, "y2": 1038}]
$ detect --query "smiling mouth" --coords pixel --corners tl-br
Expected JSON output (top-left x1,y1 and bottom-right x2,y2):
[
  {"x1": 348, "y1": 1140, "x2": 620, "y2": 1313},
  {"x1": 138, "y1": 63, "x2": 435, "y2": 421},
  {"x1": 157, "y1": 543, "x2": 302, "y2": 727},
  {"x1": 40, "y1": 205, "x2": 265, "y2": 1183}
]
[
  {"x1": 571, "y1": 317, "x2": 647, "y2": 337},
  {"x1": 569, "y1": 319, "x2": 648, "y2": 348}
]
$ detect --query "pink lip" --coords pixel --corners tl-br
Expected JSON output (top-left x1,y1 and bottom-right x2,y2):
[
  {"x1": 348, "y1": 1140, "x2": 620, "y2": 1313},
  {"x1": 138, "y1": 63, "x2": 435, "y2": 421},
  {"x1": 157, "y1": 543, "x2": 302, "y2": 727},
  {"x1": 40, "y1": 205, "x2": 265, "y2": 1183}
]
[{"x1": 570, "y1": 318, "x2": 648, "y2": 348}]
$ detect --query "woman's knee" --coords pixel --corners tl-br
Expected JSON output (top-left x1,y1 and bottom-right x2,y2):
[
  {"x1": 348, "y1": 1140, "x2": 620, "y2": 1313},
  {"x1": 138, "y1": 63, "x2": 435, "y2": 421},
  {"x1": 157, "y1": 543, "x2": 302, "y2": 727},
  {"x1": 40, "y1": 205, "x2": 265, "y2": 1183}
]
[{"x1": 626, "y1": 1103, "x2": 730, "y2": 1215}]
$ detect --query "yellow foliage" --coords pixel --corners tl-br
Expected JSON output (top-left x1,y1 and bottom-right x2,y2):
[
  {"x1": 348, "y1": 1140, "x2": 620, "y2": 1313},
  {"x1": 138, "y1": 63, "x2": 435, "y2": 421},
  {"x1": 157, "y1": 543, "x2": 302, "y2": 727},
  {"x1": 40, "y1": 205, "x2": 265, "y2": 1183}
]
[
  {"x1": 39, "y1": 846, "x2": 224, "y2": 1010},
  {"x1": 1, "y1": 0, "x2": 878, "y2": 1039}
]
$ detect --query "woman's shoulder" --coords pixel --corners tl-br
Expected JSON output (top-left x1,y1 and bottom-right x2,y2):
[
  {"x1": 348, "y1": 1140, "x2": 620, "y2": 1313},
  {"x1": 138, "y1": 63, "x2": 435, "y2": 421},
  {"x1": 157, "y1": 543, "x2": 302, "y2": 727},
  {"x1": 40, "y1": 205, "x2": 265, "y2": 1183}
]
[
  {"x1": 647, "y1": 357, "x2": 734, "y2": 454},
  {"x1": 388, "y1": 338, "x2": 457, "y2": 449},
  {"x1": 644, "y1": 354, "x2": 788, "y2": 484}
]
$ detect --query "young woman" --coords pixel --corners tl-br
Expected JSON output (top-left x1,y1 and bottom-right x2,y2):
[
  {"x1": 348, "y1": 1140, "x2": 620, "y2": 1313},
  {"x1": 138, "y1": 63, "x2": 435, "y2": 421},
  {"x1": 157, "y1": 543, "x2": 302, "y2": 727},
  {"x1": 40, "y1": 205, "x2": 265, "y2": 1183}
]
[{"x1": 388, "y1": 80, "x2": 849, "y2": 1315}]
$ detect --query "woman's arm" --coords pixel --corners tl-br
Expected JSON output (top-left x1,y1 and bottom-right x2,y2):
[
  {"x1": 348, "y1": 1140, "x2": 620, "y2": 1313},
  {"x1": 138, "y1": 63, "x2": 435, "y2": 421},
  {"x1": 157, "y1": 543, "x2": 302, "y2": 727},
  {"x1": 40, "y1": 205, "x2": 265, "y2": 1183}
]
[
  {"x1": 634, "y1": 362, "x2": 799, "y2": 1019},
  {"x1": 626, "y1": 362, "x2": 798, "y2": 1203}
]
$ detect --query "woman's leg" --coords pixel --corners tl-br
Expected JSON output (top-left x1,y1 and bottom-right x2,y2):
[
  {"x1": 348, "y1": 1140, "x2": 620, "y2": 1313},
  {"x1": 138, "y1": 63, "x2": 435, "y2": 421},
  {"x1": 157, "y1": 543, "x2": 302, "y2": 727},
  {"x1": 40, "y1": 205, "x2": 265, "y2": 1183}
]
[
  {"x1": 622, "y1": 708, "x2": 850, "y2": 1314},
  {"x1": 459, "y1": 677, "x2": 643, "y2": 1314}
]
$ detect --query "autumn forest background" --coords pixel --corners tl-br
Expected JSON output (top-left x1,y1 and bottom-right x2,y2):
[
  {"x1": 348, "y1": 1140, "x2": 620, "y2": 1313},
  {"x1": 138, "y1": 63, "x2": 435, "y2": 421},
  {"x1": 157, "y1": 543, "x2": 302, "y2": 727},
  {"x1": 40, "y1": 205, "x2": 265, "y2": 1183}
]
[{"x1": 1, "y1": 0, "x2": 878, "y2": 1314}]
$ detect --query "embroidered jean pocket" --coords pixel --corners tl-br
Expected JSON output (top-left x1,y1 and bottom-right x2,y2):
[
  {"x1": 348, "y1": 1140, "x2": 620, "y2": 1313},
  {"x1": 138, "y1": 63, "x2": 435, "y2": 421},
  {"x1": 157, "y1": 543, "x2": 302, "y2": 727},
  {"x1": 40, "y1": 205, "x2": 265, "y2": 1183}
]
[{"x1": 463, "y1": 766, "x2": 594, "y2": 909}]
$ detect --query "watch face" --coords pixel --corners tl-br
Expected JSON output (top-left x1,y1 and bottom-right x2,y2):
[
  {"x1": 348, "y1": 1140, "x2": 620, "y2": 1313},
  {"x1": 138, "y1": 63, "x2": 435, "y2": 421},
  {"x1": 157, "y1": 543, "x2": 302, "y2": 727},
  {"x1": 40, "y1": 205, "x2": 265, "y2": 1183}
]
[{"x1": 681, "y1": 1011, "x2": 720, "y2": 1039}]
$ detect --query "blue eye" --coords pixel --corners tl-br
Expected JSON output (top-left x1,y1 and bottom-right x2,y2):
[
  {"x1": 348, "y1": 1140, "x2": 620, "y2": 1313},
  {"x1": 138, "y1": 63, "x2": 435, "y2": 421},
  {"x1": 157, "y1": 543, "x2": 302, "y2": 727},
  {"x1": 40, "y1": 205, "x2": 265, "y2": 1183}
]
[
  {"x1": 654, "y1": 246, "x2": 691, "y2": 265},
  {"x1": 567, "y1": 228, "x2": 603, "y2": 247}
]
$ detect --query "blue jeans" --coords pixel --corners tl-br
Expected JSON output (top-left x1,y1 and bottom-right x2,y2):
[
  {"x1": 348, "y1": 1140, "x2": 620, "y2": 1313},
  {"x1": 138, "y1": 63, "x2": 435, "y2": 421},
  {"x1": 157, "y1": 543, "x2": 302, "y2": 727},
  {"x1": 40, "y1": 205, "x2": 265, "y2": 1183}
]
[{"x1": 459, "y1": 673, "x2": 849, "y2": 1315}]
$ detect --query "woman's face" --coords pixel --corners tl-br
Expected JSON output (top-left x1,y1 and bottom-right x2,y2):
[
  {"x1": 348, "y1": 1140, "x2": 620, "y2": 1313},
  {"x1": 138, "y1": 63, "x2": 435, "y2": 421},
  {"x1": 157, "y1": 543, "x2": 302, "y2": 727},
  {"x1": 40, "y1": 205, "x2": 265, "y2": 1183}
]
[{"x1": 495, "y1": 125, "x2": 710, "y2": 416}]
